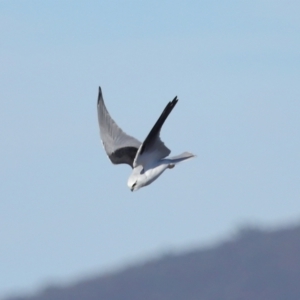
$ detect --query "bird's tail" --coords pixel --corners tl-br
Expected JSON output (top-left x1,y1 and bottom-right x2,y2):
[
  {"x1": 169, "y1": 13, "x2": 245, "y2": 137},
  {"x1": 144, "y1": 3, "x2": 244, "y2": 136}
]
[{"x1": 166, "y1": 152, "x2": 195, "y2": 167}]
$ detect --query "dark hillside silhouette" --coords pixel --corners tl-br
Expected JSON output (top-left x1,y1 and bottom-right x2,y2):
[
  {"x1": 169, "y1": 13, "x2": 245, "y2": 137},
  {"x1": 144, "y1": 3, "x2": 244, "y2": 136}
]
[{"x1": 6, "y1": 223, "x2": 300, "y2": 300}]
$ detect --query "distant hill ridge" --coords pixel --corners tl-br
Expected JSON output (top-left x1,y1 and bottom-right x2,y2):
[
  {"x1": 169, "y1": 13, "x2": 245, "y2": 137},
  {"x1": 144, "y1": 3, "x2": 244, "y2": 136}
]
[{"x1": 6, "y1": 223, "x2": 300, "y2": 300}]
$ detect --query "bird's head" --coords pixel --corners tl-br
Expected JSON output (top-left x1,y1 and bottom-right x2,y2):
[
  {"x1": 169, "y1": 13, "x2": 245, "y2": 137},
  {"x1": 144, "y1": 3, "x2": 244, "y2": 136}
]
[
  {"x1": 127, "y1": 166, "x2": 144, "y2": 192},
  {"x1": 127, "y1": 177, "x2": 141, "y2": 192},
  {"x1": 130, "y1": 180, "x2": 138, "y2": 192}
]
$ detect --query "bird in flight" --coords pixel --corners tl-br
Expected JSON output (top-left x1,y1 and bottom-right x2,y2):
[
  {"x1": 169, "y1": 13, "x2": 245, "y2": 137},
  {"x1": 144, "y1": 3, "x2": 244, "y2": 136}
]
[{"x1": 97, "y1": 87, "x2": 195, "y2": 191}]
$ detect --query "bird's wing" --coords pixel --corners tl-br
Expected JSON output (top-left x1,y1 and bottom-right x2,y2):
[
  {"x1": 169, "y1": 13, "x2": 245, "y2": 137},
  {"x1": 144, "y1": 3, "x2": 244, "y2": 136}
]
[
  {"x1": 97, "y1": 87, "x2": 141, "y2": 168},
  {"x1": 133, "y1": 96, "x2": 178, "y2": 168}
]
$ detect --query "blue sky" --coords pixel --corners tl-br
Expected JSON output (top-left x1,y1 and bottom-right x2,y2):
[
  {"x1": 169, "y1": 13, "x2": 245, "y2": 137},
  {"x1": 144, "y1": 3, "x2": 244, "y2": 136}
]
[{"x1": 1, "y1": 1, "x2": 300, "y2": 298}]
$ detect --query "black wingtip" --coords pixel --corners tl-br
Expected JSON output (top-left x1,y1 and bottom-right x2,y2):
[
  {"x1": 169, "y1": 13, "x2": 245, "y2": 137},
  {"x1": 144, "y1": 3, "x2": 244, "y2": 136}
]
[
  {"x1": 97, "y1": 86, "x2": 102, "y2": 105},
  {"x1": 172, "y1": 96, "x2": 178, "y2": 104},
  {"x1": 170, "y1": 96, "x2": 178, "y2": 108}
]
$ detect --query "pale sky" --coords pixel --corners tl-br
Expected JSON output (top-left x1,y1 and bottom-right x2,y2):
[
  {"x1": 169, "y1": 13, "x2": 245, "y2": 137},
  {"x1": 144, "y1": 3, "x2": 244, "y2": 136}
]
[{"x1": 1, "y1": 1, "x2": 300, "y2": 298}]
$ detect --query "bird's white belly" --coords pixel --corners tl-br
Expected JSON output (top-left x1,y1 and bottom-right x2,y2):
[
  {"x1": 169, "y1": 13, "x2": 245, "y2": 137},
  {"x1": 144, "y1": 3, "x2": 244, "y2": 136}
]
[{"x1": 142, "y1": 162, "x2": 169, "y2": 186}]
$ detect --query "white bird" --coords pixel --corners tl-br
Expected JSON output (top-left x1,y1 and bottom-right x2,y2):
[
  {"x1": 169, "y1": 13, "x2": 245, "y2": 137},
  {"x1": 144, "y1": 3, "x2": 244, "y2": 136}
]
[{"x1": 97, "y1": 87, "x2": 195, "y2": 191}]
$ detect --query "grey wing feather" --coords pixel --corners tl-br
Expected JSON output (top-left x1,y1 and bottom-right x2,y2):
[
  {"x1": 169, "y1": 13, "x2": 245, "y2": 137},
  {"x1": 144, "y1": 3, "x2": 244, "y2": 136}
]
[{"x1": 97, "y1": 87, "x2": 141, "y2": 168}]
